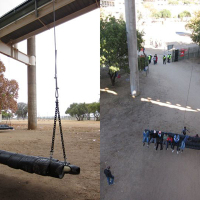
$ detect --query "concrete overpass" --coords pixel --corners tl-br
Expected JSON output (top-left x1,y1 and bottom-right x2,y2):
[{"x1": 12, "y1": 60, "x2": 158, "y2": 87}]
[{"x1": 0, "y1": 0, "x2": 100, "y2": 129}]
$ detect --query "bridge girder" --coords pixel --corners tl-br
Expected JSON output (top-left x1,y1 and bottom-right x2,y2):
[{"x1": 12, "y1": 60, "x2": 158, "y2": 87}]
[{"x1": 0, "y1": 40, "x2": 35, "y2": 66}]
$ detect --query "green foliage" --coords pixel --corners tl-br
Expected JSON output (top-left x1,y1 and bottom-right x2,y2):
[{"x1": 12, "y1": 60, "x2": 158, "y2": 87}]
[
  {"x1": 160, "y1": 9, "x2": 171, "y2": 18},
  {"x1": 100, "y1": 16, "x2": 144, "y2": 86},
  {"x1": 87, "y1": 102, "x2": 100, "y2": 121},
  {"x1": 181, "y1": 0, "x2": 191, "y2": 4},
  {"x1": 65, "y1": 103, "x2": 88, "y2": 121},
  {"x1": 137, "y1": 10, "x2": 143, "y2": 22},
  {"x1": 138, "y1": 56, "x2": 149, "y2": 71},
  {"x1": 87, "y1": 102, "x2": 100, "y2": 113},
  {"x1": 152, "y1": 9, "x2": 171, "y2": 19},
  {"x1": 137, "y1": 30, "x2": 145, "y2": 51},
  {"x1": 2, "y1": 110, "x2": 12, "y2": 120},
  {"x1": 143, "y1": 2, "x2": 152, "y2": 9},
  {"x1": 15, "y1": 102, "x2": 28, "y2": 119},
  {"x1": 178, "y1": 11, "x2": 191, "y2": 19},
  {"x1": 100, "y1": 16, "x2": 128, "y2": 70},
  {"x1": 151, "y1": 10, "x2": 161, "y2": 19},
  {"x1": 66, "y1": 102, "x2": 100, "y2": 121},
  {"x1": 168, "y1": 0, "x2": 179, "y2": 5},
  {"x1": 186, "y1": 11, "x2": 200, "y2": 46},
  {"x1": 109, "y1": 66, "x2": 120, "y2": 73}
]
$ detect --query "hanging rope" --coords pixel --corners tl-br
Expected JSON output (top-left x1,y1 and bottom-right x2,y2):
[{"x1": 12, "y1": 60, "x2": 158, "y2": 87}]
[
  {"x1": 53, "y1": 0, "x2": 58, "y2": 99},
  {"x1": 50, "y1": 0, "x2": 67, "y2": 166},
  {"x1": 183, "y1": 64, "x2": 194, "y2": 126}
]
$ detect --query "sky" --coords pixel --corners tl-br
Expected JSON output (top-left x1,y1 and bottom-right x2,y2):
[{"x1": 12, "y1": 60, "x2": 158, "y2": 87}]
[{"x1": 0, "y1": 0, "x2": 100, "y2": 117}]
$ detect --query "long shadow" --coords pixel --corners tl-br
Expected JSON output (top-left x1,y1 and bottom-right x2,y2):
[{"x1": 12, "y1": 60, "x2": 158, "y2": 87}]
[
  {"x1": 0, "y1": 173, "x2": 70, "y2": 200},
  {"x1": 0, "y1": 130, "x2": 14, "y2": 134}
]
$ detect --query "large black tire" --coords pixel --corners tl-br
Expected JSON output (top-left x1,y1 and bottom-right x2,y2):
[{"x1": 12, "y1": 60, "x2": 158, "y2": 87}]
[{"x1": 0, "y1": 150, "x2": 80, "y2": 178}]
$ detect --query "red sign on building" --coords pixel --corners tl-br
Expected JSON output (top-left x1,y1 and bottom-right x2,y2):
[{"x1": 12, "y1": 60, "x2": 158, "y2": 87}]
[{"x1": 180, "y1": 49, "x2": 185, "y2": 57}]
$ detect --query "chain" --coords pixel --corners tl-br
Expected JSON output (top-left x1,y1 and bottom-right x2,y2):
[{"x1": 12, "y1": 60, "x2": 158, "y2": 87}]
[
  {"x1": 50, "y1": 99, "x2": 58, "y2": 159},
  {"x1": 57, "y1": 100, "x2": 67, "y2": 164},
  {"x1": 50, "y1": 0, "x2": 67, "y2": 165},
  {"x1": 50, "y1": 98, "x2": 68, "y2": 165}
]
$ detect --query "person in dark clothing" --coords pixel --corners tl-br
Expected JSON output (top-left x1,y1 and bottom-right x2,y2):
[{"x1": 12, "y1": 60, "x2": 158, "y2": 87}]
[
  {"x1": 167, "y1": 54, "x2": 170, "y2": 63},
  {"x1": 166, "y1": 135, "x2": 173, "y2": 150},
  {"x1": 149, "y1": 131, "x2": 154, "y2": 144},
  {"x1": 148, "y1": 55, "x2": 151, "y2": 64},
  {"x1": 153, "y1": 55, "x2": 156, "y2": 65},
  {"x1": 155, "y1": 54, "x2": 158, "y2": 64},
  {"x1": 104, "y1": 166, "x2": 114, "y2": 185},
  {"x1": 169, "y1": 54, "x2": 171, "y2": 62},
  {"x1": 182, "y1": 126, "x2": 189, "y2": 135},
  {"x1": 172, "y1": 134, "x2": 180, "y2": 154},
  {"x1": 149, "y1": 130, "x2": 157, "y2": 148},
  {"x1": 156, "y1": 131, "x2": 163, "y2": 150},
  {"x1": 143, "y1": 47, "x2": 145, "y2": 54},
  {"x1": 163, "y1": 133, "x2": 168, "y2": 149},
  {"x1": 163, "y1": 55, "x2": 166, "y2": 64}
]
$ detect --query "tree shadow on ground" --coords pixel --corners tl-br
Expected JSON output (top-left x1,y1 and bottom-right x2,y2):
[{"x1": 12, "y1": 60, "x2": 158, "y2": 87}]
[{"x1": 0, "y1": 173, "x2": 70, "y2": 200}]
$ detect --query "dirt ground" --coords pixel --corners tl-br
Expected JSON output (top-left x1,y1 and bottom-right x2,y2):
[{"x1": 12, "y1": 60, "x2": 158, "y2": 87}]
[
  {"x1": 0, "y1": 120, "x2": 100, "y2": 200},
  {"x1": 100, "y1": 47, "x2": 200, "y2": 199}
]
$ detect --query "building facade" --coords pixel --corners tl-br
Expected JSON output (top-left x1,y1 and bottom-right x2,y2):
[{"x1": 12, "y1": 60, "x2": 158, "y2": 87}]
[{"x1": 100, "y1": 0, "x2": 125, "y2": 19}]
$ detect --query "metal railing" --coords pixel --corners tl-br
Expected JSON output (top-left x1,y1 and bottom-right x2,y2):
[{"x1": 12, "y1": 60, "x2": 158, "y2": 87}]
[{"x1": 172, "y1": 46, "x2": 200, "y2": 62}]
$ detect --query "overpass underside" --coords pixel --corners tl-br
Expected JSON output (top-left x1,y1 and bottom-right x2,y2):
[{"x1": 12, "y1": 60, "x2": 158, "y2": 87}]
[{"x1": 0, "y1": 0, "x2": 100, "y2": 129}]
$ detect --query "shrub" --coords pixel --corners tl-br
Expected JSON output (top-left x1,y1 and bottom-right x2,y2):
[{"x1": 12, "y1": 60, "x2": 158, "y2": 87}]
[
  {"x1": 138, "y1": 56, "x2": 148, "y2": 71},
  {"x1": 178, "y1": 11, "x2": 191, "y2": 18},
  {"x1": 168, "y1": 0, "x2": 179, "y2": 5},
  {"x1": 160, "y1": 9, "x2": 171, "y2": 18}
]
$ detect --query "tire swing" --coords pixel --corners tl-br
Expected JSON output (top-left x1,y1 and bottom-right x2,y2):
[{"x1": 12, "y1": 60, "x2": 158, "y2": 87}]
[
  {"x1": 0, "y1": 124, "x2": 14, "y2": 130},
  {"x1": 0, "y1": 1, "x2": 80, "y2": 179}
]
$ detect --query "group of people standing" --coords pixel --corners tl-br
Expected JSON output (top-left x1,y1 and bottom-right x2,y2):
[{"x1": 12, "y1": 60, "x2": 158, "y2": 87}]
[
  {"x1": 143, "y1": 127, "x2": 190, "y2": 154},
  {"x1": 148, "y1": 54, "x2": 158, "y2": 65},
  {"x1": 163, "y1": 54, "x2": 172, "y2": 64},
  {"x1": 148, "y1": 53, "x2": 172, "y2": 65}
]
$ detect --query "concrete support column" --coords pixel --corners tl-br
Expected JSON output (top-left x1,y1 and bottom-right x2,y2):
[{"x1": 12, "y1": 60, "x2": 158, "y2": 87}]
[
  {"x1": 27, "y1": 36, "x2": 37, "y2": 129},
  {"x1": 125, "y1": 0, "x2": 139, "y2": 97}
]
